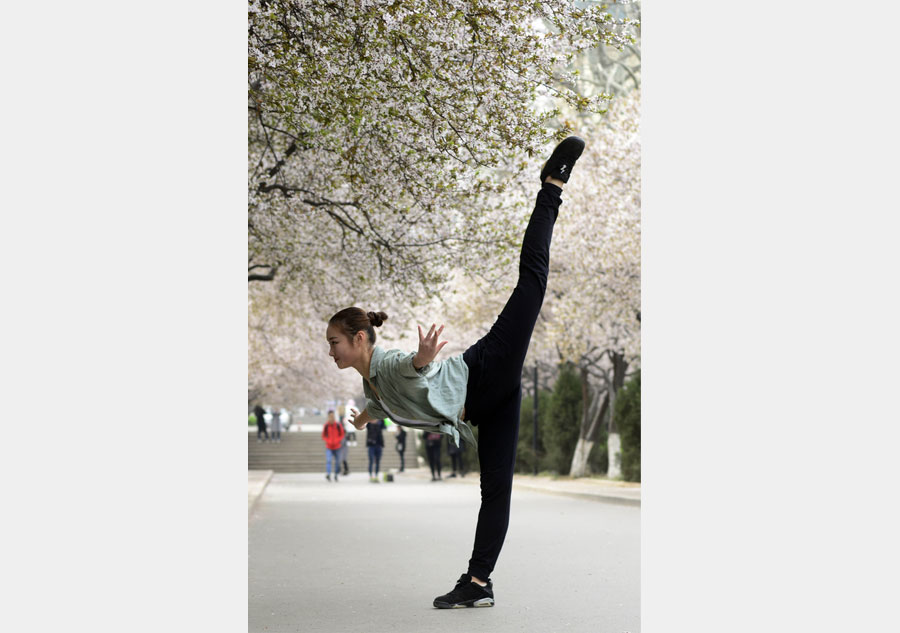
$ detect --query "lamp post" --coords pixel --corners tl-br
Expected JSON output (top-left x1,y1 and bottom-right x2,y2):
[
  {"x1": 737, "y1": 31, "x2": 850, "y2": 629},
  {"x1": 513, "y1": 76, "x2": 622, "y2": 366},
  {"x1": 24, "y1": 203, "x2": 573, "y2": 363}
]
[{"x1": 533, "y1": 364, "x2": 538, "y2": 476}]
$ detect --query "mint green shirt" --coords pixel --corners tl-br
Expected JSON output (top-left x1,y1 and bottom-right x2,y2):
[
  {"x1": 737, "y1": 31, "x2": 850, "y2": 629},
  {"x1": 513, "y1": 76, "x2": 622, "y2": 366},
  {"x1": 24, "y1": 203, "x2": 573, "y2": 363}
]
[{"x1": 362, "y1": 346, "x2": 476, "y2": 449}]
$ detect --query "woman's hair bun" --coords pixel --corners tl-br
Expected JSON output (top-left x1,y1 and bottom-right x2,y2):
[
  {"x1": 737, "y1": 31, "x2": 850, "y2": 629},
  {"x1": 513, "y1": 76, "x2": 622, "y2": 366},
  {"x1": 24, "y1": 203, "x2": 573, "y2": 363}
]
[{"x1": 367, "y1": 311, "x2": 388, "y2": 327}]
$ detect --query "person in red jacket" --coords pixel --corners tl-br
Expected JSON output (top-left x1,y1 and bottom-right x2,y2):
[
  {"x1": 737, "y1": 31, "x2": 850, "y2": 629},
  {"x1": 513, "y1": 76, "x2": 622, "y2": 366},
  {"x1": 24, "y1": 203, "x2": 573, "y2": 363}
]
[{"x1": 322, "y1": 410, "x2": 345, "y2": 482}]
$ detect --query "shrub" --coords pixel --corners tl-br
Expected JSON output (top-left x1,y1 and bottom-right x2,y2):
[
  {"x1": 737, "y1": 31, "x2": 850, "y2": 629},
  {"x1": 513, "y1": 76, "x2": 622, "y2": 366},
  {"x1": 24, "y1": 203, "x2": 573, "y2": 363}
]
[
  {"x1": 616, "y1": 371, "x2": 641, "y2": 482},
  {"x1": 516, "y1": 387, "x2": 552, "y2": 474},
  {"x1": 542, "y1": 363, "x2": 584, "y2": 475}
]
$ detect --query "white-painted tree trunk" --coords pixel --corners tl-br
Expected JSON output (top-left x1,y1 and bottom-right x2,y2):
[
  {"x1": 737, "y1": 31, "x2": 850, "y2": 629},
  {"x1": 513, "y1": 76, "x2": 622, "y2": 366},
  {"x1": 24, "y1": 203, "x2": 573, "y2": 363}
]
[
  {"x1": 569, "y1": 438, "x2": 595, "y2": 478},
  {"x1": 568, "y1": 371, "x2": 610, "y2": 479},
  {"x1": 607, "y1": 432, "x2": 622, "y2": 479}
]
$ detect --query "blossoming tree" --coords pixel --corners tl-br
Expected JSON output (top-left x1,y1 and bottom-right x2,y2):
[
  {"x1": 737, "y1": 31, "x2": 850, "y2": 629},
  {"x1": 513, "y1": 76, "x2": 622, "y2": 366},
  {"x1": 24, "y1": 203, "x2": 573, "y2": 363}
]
[
  {"x1": 248, "y1": 0, "x2": 636, "y2": 298},
  {"x1": 544, "y1": 88, "x2": 641, "y2": 478},
  {"x1": 247, "y1": 0, "x2": 638, "y2": 407}
]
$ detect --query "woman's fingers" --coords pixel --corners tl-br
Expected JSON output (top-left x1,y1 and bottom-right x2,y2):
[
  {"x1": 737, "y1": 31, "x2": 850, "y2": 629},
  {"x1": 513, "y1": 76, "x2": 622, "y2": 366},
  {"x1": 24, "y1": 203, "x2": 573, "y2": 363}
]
[{"x1": 417, "y1": 323, "x2": 448, "y2": 357}]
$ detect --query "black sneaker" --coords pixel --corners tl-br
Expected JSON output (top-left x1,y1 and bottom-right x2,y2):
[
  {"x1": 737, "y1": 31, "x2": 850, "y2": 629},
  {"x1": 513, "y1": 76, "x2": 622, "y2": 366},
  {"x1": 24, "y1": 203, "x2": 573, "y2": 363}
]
[
  {"x1": 540, "y1": 136, "x2": 585, "y2": 184},
  {"x1": 433, "y1": 574, "x2": 495, "y2": 609}
]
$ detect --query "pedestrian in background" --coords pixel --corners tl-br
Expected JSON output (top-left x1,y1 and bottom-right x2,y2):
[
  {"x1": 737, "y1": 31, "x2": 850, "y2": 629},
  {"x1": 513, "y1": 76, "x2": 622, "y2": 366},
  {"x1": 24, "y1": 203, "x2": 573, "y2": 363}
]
[
  {"x1": 270, "y1": 407, "x2": 283, "y2": 443},
  {"x1": 254, "y1": 404, "x2": 269, "y2": 443},
  {"x1": 344, "y1": 415, "x2": 358, "y2": 447},
  {"x1": 322, "y1": 410, "x2": 345, "y2": 482},
  {"x1": 395, "y1": 426, "x2": 407, "y2": 473},
  {"x1": 340, "y1": 414, "x2": 351, "y2": 476},
  {"x1": 366, "y1": 418, "x2": 387, "y2": 483},
  {"x1": 264, "y1": 408, "x2": 276, "y2": 442},
  {"x1": 425, "y1": 431, "x2": 443, "y2": 481},
  {"x1": 345, "y1": 400, "x2": 359, "y2": 446},
  {"x1": 448, "y1": 437, "x2": 465, "y2": 478}
]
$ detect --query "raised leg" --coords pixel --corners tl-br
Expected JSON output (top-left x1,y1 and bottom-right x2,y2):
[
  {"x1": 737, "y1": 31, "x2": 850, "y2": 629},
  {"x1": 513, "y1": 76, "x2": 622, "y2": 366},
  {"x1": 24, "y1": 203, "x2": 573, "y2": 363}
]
[{"x1": 463, "y1": 182, "x2": 562, "y2": 419}]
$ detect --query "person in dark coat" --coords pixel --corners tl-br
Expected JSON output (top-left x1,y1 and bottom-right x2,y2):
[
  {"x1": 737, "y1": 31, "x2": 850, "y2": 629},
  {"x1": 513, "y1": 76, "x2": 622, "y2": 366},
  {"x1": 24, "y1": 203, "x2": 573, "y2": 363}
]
[
  {"x1": 448, "y1": 437, "x2": 465, "y2": 478},
  {"x1": 254, "y1": 404, "x2": 269, "y2": 442},
  {"x1": 425, "y1": 431, "x2": 443, "y2": 481},
  {"x1": 366, "y1": 419, "x2": 387, "y2": 482},
  {"x1": 395, "y1": 426, "x2": 407, "y2": 473}
]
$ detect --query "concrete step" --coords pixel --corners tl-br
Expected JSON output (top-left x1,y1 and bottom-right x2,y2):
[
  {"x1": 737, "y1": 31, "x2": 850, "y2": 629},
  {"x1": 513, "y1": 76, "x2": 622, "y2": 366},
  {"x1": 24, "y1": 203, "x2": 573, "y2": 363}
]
[{"x1": 248, "y1": 430, "x2": 418, "y2": 473}]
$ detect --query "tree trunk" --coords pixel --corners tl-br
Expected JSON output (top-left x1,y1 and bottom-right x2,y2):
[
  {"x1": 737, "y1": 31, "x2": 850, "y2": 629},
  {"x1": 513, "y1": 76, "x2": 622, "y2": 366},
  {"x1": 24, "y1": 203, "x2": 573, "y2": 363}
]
[
  {"x1": 606, "y1": 351, "x2": 628, "y2": 479},
  {"x1": 569, "y1": 438, "x2": 595, "y2": 477},
  {"x1": 606, "y1": 432, "x2": 622, "y2": 479},
  {"x1": 248, "y1": 264, "x2": 278, "y2": 282},
  {"x1": 569, "y1": 368, "x2": 609, "y2": 478}
]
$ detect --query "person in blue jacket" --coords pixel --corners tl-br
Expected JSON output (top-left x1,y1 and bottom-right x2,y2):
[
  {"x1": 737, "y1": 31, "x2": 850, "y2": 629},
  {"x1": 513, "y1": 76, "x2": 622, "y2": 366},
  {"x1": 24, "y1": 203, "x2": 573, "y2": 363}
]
[{"x1": 325, "y1": 137, "x2": 585, "y2": 609}]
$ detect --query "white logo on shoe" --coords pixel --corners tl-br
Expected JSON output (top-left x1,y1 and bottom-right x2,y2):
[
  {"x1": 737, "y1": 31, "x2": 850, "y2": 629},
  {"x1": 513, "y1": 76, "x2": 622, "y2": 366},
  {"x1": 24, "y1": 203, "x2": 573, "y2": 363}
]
[{"x1": 559, "y1": 164, "x2": 567, "y2": 173}]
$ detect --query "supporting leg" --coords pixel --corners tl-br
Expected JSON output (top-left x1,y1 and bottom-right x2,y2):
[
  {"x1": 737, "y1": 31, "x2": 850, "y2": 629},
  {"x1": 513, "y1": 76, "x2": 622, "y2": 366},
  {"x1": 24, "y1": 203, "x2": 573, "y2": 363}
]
[{"x1": 466, "y1": 386, "x2": 522, "y2": 581}]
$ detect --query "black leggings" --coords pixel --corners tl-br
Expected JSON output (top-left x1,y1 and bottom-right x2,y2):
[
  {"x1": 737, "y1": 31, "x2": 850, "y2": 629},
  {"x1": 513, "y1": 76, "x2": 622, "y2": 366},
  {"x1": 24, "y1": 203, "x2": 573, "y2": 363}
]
[
  {"x1": 367, "y1": 445, "x2": 383, "y2": 476},
  {"x1": 462, "y1": 182, "x2": 561, "y2": 581}
]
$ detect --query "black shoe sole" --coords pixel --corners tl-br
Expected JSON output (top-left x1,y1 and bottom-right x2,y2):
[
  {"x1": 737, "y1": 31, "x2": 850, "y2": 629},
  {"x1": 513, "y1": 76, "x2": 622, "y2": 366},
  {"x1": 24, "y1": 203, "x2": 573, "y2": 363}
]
[
  {"x1": 540, "y1": 136, "x2": 585, "y2": 183},
  {"x1": 433, "y1": 597, "x2": 495, "y2": 609}
]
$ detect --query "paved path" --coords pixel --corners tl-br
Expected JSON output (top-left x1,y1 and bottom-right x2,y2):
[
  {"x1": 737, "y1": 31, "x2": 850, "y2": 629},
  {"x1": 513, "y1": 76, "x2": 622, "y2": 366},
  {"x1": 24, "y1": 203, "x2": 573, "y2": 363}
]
[
  {"x1": 402, "y1": 468, "x2": 641, "y2": 505},
  {"x1": 249, "y1": 472, "x2": 640, "y2": 632},
  {"x1": 248, "y1": 470, "x2": 273, "y2": 514}
]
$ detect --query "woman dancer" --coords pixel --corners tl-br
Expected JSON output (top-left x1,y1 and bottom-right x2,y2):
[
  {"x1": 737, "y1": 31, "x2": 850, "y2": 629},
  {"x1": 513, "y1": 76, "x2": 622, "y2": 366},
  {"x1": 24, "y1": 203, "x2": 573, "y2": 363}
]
[{"x1": 325, "y1": 136, "x2": 584, "y2": 608}]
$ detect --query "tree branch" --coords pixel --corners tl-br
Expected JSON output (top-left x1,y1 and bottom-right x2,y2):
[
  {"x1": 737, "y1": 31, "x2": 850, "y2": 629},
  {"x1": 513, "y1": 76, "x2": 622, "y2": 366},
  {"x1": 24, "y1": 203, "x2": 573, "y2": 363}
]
[{"x1": 249, "y1": 265, "x2": 278, "y2": 282}]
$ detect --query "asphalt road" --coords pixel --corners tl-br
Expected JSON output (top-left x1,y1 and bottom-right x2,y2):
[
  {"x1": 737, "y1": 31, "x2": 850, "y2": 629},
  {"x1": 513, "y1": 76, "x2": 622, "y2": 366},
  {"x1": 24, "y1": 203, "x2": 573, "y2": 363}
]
[{"x1": 249, "y1": 473, "x2": 640, "y2": 633}]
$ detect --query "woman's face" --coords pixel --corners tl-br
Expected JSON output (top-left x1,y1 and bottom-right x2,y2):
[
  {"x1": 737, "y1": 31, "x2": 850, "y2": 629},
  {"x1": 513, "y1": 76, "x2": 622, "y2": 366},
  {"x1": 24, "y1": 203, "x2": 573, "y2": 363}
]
[{"x1": 326, "y1": 324, "x2": 364, "y2": 370}]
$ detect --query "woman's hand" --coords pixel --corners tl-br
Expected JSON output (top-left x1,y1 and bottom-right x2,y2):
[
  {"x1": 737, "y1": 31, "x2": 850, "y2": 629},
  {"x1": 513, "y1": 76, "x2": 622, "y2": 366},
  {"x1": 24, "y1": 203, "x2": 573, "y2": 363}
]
[
  {"x1": 414, "y1": 323, "x2": 448, "y2": 369},
  {"x1": 347, "y1": 407, "x2": 370, "y2": 431}
]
